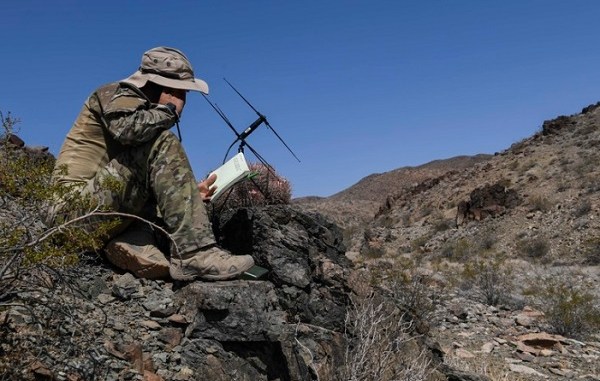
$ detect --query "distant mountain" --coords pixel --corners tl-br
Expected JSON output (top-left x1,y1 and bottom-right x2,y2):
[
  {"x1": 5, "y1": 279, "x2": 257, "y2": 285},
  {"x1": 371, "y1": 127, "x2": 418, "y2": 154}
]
[
  {"x1": 293, "y1": 154, "x2": 492, "y2": 236},
  {"x1": 328, "y1": 154, "x2": 493, "y2": 203}
]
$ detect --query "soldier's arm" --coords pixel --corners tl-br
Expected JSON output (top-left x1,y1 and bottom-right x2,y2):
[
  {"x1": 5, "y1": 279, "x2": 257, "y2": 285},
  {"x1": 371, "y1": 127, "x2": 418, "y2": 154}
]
[{"x1": 95, "y1": 85, "x2": 178, "y2": 146}]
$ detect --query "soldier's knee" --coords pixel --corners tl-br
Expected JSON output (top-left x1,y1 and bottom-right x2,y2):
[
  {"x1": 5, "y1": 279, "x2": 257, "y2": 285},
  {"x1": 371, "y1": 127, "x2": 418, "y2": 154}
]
[
  {"x1": 155, "y1": 130, "x2": 180, "y2": 146},
  {"x1": 151, "y1": 130, "x2": 187, "y2": 157}
]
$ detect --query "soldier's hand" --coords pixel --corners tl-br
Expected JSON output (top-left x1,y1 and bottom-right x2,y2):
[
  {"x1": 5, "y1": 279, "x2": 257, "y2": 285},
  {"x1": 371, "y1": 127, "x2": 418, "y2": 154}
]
[
  {"x1": 198, "y1": 173, "x2": 217, "y2": 202},
  {"x1": 159, "y1": 88, "x2": 187, "y2": 116}
]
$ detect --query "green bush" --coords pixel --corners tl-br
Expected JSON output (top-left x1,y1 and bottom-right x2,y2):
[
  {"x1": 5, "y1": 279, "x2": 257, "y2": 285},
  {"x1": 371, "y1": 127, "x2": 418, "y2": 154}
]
[
  {"x1": 411, "y1": 233, "x2": 432, "y2": 252},
  {"x1": 1, "y1": 111, "x2": 125, "y2": 275},
  {"x1": 529, "y1": 277, "x2": 600, "y2": 339},
  {"x1": 516, "y1": 236, "x2": 549, "y2": 259},
  {"x1": 441, "y1": 238, "x2": 473, "y2": 261},
  {"x1": 462, "y1": 257, "x2": 513, "y2": 306}
]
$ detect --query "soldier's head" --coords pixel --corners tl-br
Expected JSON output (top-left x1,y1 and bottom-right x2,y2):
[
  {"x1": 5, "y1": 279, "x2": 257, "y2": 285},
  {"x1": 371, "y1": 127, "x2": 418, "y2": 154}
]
[{"x1": 122, "y1": 47, "x2": 208, "y2": 95}]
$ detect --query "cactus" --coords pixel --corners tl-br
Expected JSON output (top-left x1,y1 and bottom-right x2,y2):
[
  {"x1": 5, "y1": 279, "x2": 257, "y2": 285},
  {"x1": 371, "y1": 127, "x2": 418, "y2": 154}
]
[{"x1": 213, "y1": 162, "x2": 292, "y2": 209}]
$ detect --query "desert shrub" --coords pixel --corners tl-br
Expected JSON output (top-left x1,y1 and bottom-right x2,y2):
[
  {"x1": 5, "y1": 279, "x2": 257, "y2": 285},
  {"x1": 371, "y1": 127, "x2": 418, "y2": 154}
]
[
  {"x1": 475, "y1": 229, "x2": 497, "y2": 251},
  {"x1": 573, "y1": 156, "x2": 596, "y2": 178},
  {"x1": 1, "y1": 114, "x2": 104, "y2": 270},
  {"x1": 582, "y1": 176, "x2": 600, "y2": 194},
  {"x1": 528, "y1": 194, "x2": 552, "y2": 212},
  {"x1": 211, "y1": 162, "x2": 291, "y2": 210},
  {"x1": 516, "y1": 236, "x2": 549, "y2": 259},
  {"x1": 390, "y1": 270, "x2": 443, "y2": 329},
  {"x1": 359, "y1": 229, "x2": 386, "y2": 258},
  {"x1": 400, "y1": 213, "x2": 411, "y2": 227},
  {"x1": 410, "y1": 233, "x2": 432, "y2": 252},
  {"x1": 517, "y1": 160, "x2": 536, "y2": 175},
  {"x1": 573, "y1": 199, "x2": 592, "y2": 218},
  {"x1": 507, "y1": 159, "x2": 519, "y2": 171},
  {"x1": 462, "y1": 257, "x2": 513, "y2": 306},
  {"x1": 419, "y1": 205, "x2": 434, "y2": 218},
  {"x1": 527, "y1": 276, "x2": 600, "y2": 339},
  {"x1": 432, "y1": 217, "x2": 454, "y2": 233},
  {"x1": 360, "y1": 240, "x2": 385, "y2": 258},
  {"x1": 583, "y1": 237, "x2": 600, "y2": 265},
  {"x1": 340, "y1": 292, "x2": 432, "y2": 381},
  {"x1": 342, "y1": 224, "x2": 360, "y2": 248},
  {"x1": 441, "y1": 238, "x2": 473, "y2": 261},
  {"x1": 574, "y1": 123, "x2": 596, "y2": 137},
  {"x1": 0, "y1": 112, "x2": 123, "y2": 379}
]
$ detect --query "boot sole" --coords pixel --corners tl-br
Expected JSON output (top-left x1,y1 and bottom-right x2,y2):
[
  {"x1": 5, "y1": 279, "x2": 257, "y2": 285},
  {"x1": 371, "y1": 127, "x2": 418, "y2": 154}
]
[{"x1": 169, "y1": 260, "x2": 254, "y2": 281}]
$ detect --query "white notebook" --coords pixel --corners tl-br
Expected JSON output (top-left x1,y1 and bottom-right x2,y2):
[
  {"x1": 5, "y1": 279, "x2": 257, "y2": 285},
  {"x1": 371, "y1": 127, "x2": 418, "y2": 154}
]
[{"x1": 209, "y1": 152, "x2": 251, "y2": 202}]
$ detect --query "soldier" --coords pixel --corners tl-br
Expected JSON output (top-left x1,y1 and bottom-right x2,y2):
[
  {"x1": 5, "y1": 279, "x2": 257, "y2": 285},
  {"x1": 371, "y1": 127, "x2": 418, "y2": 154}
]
[{"x1": 49, "y1": 47, "x2": 254, "y2": 280}]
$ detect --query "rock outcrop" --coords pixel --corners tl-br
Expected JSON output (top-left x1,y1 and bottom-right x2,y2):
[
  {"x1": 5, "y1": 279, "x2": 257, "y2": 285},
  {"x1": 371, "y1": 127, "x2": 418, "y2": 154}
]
[
  {"x1": 456, "y1": 182, "x2": 521, "y2": 226},
  {"x1": 171, "y1": 205, "x2": 350, "y2": 380}
]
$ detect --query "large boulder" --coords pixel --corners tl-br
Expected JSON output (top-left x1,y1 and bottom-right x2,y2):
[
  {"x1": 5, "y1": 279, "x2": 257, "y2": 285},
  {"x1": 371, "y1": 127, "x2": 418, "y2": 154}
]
[{"x1": 173, "y1": 205, "x2": 351, "y2": 381}]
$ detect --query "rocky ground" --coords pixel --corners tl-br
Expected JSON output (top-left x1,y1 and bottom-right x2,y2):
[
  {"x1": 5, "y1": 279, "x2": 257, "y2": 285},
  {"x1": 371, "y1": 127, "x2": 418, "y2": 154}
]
[
  {"x1": 433, "y1": 276, "x2": 600, "y2": 380},
  {"x1": 1, "y1": 203, "x2": 354, "y2": 381}
]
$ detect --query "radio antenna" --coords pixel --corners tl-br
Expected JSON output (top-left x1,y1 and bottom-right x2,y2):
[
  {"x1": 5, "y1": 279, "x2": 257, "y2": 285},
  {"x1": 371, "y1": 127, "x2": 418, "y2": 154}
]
[
  {"x1": 201, "y1": 93, "x2": 274, "y2": 171},
  {"x1": 223, "y1": 78, "x2": 301, "y2": 163}
]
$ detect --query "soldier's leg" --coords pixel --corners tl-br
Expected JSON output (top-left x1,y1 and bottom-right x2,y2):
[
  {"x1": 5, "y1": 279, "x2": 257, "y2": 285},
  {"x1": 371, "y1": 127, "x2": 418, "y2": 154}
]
[
  {"x1": 146, "y1": 131, "x2": 254, "y2": 280},
  {"x1": 146, "y1": 131, "x2": 216, "y2": 255},
  {"x1": 79, "y1": 149, "x2": 169, "y2": 278}
]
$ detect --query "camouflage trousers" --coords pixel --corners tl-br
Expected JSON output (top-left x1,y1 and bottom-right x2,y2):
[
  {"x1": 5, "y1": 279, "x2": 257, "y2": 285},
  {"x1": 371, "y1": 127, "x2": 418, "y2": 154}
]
[{"x1": 49, "y1": 131, "x2": 215, "y2": 257}]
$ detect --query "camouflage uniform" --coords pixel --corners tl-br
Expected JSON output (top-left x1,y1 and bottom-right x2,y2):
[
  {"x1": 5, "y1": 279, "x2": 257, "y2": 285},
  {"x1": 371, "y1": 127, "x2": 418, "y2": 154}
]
[{"x1": 50, "y1": 82, "x2": 215, "y2": 255}]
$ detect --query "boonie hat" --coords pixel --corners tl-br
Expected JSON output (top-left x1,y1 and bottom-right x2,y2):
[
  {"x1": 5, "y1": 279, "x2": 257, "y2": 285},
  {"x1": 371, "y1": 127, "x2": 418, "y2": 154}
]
[{"x1": 123, "y1": 47, "x2": 208, "y2": 94}]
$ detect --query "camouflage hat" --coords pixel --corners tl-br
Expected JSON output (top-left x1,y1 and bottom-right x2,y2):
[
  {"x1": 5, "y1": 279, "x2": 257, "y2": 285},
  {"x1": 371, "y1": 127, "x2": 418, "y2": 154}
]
[{"x1": 123, "y1": 47, "x2": 209, "y2": 94}]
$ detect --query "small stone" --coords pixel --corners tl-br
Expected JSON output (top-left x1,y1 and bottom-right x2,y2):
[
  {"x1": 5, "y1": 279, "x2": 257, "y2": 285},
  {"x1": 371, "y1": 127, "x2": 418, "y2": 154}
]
[
  {"x1": 515, "y1": 314, "x2": 535, "y2": 328},
  {"x1": 517, "y1": 341, "x2": 539, "y2": 355},
  {"x1": 112, "y1": 273, "x2": 141, "y2": 300},
  {"x1": 481, "y1": 342, "x2": 495, "y2": 353},
  {"x1": 97, "y1": 294, "x2": 115, "y2": 304},
  {"x1": 113, "y1": 322, "x2": 126, "y2": 331},
  {"x1": 158, "y1": 328, "x2": 183, "y2": 350},
  {"x1": 515, "y1": 351, "x2": 535, "y2": 362},
  {"x1": 141, "y1": 320, "x2": 161, "y2": 330},
  {"x1": 143, "y1": 371, "x2": 164, "y2": 381},
  {"x1": 548, "y1": 368, "x2": 567, "y2": 376},
  {"x1": 167, "y1": 314, "x2": 188, "y2": 324},
  {"x1": 455, "y1": 348, "x2": 475, "y2": 359},
  {"x1": 509, "y1": 364, "x2": 546, "y2": 377},
  {"x1": 539, "y1": 349, "x2": 554, "y2": 357}
]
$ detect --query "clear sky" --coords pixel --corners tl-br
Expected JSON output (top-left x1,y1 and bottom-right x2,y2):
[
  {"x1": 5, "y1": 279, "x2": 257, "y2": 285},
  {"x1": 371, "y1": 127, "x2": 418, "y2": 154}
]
[{"x1": 2, "y1": 1, "x2": 600, "y2": 197}]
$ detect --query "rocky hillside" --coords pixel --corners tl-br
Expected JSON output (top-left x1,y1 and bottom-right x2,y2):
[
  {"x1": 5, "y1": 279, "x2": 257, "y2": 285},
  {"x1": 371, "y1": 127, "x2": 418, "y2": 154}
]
[
  {"x1": 295, "y1": 102, "x2": 600, "y2": 379},
  {"x1": 293, "y1": 154, "x2": 491, "y2": 245}
]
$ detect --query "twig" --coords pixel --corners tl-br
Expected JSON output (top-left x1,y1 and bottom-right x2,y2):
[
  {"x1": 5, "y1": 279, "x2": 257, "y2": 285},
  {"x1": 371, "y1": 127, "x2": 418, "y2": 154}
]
[{"x1": 294, "y1": 320, "x2": 321, "y2": 381}]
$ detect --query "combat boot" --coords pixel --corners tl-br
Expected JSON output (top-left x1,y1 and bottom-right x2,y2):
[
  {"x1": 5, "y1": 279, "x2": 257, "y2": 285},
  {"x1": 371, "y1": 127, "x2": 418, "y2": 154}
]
[
  {"x1": 169, "y1": 245, "x2": 254, "y2": 281},
  {"x1": 105, "y1": 224, "x2": 170, "y2": 279}
]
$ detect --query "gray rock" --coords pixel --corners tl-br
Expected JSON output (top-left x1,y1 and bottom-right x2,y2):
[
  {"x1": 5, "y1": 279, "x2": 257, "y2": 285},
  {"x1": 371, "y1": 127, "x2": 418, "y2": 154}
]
[{"x1": 112, "y1": 273, "x2": 141, "y2": 300}]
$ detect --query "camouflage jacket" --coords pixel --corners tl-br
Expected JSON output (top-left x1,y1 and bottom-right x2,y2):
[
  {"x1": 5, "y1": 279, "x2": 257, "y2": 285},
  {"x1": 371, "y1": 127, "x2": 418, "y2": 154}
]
[{"x1": 53, "y1": 82, "x2": 177, "y2": 186}]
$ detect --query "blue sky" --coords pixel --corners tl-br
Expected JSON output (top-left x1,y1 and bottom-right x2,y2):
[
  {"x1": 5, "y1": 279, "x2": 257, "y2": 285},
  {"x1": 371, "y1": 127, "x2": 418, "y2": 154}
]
[{"x1": 2, "y1": 1, "x2": 600, "y2": 197}]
